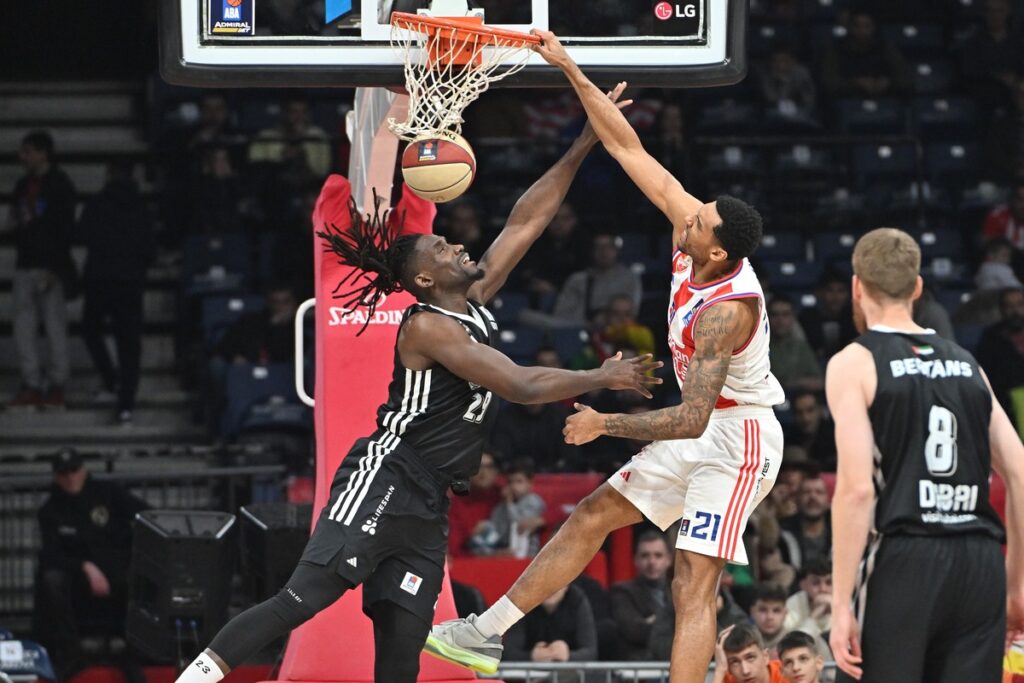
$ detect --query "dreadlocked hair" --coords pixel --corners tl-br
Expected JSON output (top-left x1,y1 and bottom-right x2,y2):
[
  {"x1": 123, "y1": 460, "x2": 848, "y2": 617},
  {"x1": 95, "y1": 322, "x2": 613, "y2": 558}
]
[{"x1": 316, "y1": 190, "x2": 423, "y2": 335}]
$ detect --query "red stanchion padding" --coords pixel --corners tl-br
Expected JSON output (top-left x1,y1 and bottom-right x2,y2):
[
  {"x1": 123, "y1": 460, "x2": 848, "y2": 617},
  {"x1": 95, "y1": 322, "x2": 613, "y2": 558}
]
[{"x1": 273, "y1": 175, "x2": 476, "y2": 682}]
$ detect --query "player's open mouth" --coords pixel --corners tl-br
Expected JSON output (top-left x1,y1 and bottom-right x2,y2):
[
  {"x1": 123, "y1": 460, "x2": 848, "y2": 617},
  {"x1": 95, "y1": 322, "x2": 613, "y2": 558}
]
[{"x1": 461, "y1": 254, "x2": 472, "y2": 265}]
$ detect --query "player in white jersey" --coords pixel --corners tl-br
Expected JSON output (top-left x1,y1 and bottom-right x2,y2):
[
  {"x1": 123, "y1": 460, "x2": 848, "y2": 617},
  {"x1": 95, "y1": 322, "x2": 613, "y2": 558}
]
[{"x1": 424, "y1": 31, "x2": 785, "y2": 683}]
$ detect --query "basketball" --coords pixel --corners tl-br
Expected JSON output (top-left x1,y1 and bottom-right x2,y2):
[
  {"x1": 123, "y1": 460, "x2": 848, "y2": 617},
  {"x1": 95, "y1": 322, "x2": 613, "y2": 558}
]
[{"x1": 400, "y1": 130, "x2": 476, "y2": 203}]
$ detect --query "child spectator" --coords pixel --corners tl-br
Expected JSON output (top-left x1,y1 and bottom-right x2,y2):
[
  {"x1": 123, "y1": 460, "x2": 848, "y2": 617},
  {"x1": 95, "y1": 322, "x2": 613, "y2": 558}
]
[
  {"x1": 750, "y1": 585, "x2": 789, "y2": 657},
  {"x1": 783, "y1": 559, "x2": 834, "y2": 661},
  {"x1": 712, "y1": 623, "x2": 787, "y2": 683},
  {"x1": 778, "y1": 631, "x2": 825, "y2": 683},
  {"x1": 470, "y1": 458, "x2": 545, "y2": 557}
]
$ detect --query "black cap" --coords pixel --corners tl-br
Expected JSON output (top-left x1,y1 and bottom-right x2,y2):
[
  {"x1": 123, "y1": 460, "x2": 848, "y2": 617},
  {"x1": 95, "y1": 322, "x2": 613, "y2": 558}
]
[{"x1": 52, "y1": 448, "x2": 83, "y2": 473}]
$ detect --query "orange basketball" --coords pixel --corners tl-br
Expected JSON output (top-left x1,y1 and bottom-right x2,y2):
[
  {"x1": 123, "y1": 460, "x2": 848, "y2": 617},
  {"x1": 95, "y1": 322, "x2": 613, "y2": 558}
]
[
  {"x1": 400, "y1": 131, "x2": 476, "y2": 203},
  {"x1": 227, "y1": 0, "x2": 243, "y2": 6}
]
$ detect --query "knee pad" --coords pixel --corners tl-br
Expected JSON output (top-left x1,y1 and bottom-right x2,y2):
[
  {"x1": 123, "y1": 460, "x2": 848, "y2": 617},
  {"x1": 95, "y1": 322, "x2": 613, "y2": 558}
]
[{"x1": 269, "y1": 587, "x2": 321, "y2": 628}]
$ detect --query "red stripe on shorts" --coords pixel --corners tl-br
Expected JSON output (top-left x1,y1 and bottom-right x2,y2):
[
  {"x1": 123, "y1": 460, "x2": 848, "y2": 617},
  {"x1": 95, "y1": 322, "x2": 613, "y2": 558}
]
[
  {"x1": 727, "y1": 420, "x2": 762, "y2": 560},
  {"x1": 717, "y1": 420, "x2": 752, "y2": 557}
]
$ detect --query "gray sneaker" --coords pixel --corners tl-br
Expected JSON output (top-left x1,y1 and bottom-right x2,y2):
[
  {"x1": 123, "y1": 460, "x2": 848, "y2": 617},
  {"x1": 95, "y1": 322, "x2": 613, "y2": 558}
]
[{"x1": 423, "y1": 614, "x2": 503, "y2": 675}]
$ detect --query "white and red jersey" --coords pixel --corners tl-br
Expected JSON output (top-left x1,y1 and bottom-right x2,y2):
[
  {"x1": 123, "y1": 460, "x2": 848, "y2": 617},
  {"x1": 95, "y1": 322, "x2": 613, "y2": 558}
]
[{"x1": 667, "y1": 251, "x2": 785, "y2": 410}]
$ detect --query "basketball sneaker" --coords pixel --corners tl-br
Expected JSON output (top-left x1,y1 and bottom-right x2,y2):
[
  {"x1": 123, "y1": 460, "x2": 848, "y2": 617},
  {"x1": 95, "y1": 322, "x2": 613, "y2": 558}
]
[{"x1": 423, "y1": 615, "x2": 503, "y2": 675}]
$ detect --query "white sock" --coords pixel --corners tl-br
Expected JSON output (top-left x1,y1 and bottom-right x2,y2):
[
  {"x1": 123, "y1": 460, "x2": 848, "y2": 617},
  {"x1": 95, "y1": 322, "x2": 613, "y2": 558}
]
[
  {"x1": 176, "y1": 653, "x2": 226, "y2": 683},
  {"x1": 474, "y1": 595, "x2": 525, "y2": 637}
]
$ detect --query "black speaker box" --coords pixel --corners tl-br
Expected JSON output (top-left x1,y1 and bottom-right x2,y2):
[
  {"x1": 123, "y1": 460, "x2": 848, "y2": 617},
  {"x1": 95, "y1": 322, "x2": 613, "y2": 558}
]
[
  {"x1": 239, "y1": 503, "x2": 312, "y2": 601},
  {"x1": 126, "y1": 510, "x2": 237, "y2": 662}
]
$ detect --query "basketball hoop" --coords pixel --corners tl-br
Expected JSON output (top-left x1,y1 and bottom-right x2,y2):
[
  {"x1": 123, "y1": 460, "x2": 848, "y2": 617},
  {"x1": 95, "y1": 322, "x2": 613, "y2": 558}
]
[{"x1": 388, "y1": 11, "x2": 540, "y2": 141}]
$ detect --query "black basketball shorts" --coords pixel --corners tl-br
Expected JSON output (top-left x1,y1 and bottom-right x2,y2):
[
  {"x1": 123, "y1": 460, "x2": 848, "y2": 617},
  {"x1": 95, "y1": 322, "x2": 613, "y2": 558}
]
[
  {"x1": 300, "y1": 432, "x2": 450, "y2": 624},
  {"x1": 837, "y1": 533, "x2": 1005, "y2": 683}
]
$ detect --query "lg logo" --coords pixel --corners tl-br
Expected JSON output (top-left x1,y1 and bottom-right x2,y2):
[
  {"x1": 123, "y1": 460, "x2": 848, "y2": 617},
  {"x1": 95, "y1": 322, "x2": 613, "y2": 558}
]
[{"x1": 654, "y1": 2, "x2": 697, "y2": 20}]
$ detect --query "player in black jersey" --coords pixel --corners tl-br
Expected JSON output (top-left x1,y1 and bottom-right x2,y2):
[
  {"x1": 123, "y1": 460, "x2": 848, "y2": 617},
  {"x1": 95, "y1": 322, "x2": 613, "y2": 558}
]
[
  {"x1": 827, "y1": 228, "x2": 1024, "y2": 682},
  {"x1": 171, "y1": 84, "x2": 661, "y2": 683}
]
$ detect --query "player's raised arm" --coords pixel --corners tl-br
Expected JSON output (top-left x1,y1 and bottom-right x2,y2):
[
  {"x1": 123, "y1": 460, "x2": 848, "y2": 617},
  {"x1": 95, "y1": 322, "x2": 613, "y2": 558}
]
[
  {"x1": 825, "y1": 343, "x2": 876, "y2": 681},
  {"x1": 399, "y1": 312, "x2": 662, "y2": 404},
  {"x1": 531, "y1": 29, "x2": 702, "y2": 229},
  {"x1": 981, "y1": 370, "x2": 1024, "y2": 644},
  {"x1": 468, "y1": 85, "x2": 630, "y2": 304},
  {"x1": 562, "y1": 300, "x2": 751, "y2": 444}
]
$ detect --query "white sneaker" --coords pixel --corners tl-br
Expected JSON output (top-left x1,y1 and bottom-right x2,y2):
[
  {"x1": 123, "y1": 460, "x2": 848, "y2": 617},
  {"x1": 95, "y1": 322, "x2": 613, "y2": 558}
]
[{"x1": 423, "y1": 614, "x2": 503, "y2": 675}]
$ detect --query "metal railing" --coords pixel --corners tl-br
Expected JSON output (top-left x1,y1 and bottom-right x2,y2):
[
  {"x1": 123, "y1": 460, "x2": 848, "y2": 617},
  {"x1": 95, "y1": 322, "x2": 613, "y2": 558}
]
[
  {"x1": 490, "y1": 661, "x2": 839, "y2": 683},
  {"x1": 0, "y1": 465, "x2": 287, "y2": 624}
]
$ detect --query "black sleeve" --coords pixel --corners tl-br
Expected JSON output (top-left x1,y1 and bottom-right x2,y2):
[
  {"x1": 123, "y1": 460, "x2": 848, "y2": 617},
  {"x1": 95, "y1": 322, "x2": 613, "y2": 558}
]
[
  {"x1": 503, "y1": 618, "x2": 533, "y2": 662},
  {"x1": 567, "y1": 591, "x2": 598, "y2": 662},
  {"x1": 112, "y1": 483, "x2": 150, "y2": 519},
  {"x1": 609, "y1": 583, "x2": 653, "y2": 646}
]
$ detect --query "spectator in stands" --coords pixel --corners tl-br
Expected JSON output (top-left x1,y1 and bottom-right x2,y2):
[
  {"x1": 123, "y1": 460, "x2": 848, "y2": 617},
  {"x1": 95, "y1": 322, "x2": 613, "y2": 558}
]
[
  {"x1": 77, "y1": 161, "x2": 154, "y2": 425},
  {"x1": 779, "y1": 472, "x2": 833, "y2": 571},
  {"x1": 34, "y1": 448, "x2": 149, "y2": 676},
  {"x1": 441, "y1": 200, "x2": 485, "y2": 261},
  {"x1": 799, "y1": 269, "x2": 858, "y2": 361},
  {"x1": 549, "y1": 233, "x2": 642, "y2": 326},
  {"x1": 188, "y1": 146, "x2": 246, "y2": 234},
  {"x1": 519, "y1": 201, "x2": 589, "y2": 299},
  {"x1": 8, "y1": 130, "x2": 76, "y2": 409},
  {"x1": 960, "y1": 0, "x2": 1024, "y2": 111},
  {"x1": 505, "y1": 584, "x2": 598, "y2": 678},
  {"x1": 783, "y1": 559, "x2": 834, "y2": 651},
  {"x1": 490, "y1": 347, "x2": 583, "y2": 471},
  {"x1": 644, "y1": 102, "x2": 689, "y2": 186},
  {"x1": 985, "y1": 80, "x2": 1024, "y2": 182},
  {"x1": 471, "y1": 458, "x2": 546, "y2": 558},
  {"x1": 249, "y1": 96, "x2": 331, "y2": 177},
  {"x1": 711, "y1": 624, "x2": 787, "y2": 683},
  {"x1": 448, "y1": 449, "x2": 504, "y2": 556},
  {"x1": 778, "y1": 631, "x2": 825, "y2": 683},
  {"x1": 766, "y1": 460, "x2": 809, "y2": 521},
  {"x1": 977, "y1": 238, "x2": 1024, "y2": 290},
  {"x1": 755, "y1": 46, "x2": 818, "y2": 115},
  {"x1": 186, "y1": 93, "x2": 240, "y2": 153},
  {"x1": 819, "y1": 8, "x2": 912, "y2": 98},
  {"x1": 450, "y1": 577, "x2": 487, "y2": 619},
  {"x1": 977, "y1": 287, "x2": 1024, "y2": 429},
  {"x1": 982, "y1": 180, "x2": 1024, "y2": 252},
  {"x1": 750, "y1": 585, "x2": 789, "y2": 657},
  {"x1": 788, "y1": 391, "x2": 837, "y2": 471},
  {"x1": 610, "y1": 530, "x2": 674, "y2": 660},
  {"x1": 570, "y1": 573, "x2": 617, "y2": 661},
  {"x1": 767, "y1": 297, "x2": 823, "y2": 393},
  {"x1": 913, "y1": 286, "x2": 956, "y2": 340},
  {"x1": 214, "y1": 282, "x2": 298, "y2": 364},
  {"x1": 571, "y1": 295, "x2": 657, "y2": 371}
]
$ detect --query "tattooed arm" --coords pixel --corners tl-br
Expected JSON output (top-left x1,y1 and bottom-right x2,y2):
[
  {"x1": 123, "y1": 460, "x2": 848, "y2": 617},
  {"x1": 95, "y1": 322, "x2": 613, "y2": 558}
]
[{"x1": 563, "y1": 301, "x2": 753, "y2": 444}]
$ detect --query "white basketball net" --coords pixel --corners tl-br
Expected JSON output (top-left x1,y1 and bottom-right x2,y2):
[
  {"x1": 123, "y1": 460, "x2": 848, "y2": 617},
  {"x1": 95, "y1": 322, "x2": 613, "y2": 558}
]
[{"x1": 388, "y1": 17, "x2": 535, "y2": 141}]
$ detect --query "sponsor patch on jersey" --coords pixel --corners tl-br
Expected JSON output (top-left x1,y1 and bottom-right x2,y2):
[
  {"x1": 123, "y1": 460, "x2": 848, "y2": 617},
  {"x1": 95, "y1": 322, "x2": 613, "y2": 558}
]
[
  {"x1": 400, "y1": 572, "x2": 422, "y2": 595},
  {"x1": 679, "y1": 518, "x2": 690, "y2": 537},
  {"x1": 912, "y1": 344, "x2": 935, "y2": 356}
]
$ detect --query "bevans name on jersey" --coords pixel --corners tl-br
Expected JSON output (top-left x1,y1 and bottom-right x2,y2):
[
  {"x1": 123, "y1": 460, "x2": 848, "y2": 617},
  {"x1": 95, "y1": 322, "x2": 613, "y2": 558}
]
[{"x1": 890, "y1": 357, "x2": 973, "y2": 379}]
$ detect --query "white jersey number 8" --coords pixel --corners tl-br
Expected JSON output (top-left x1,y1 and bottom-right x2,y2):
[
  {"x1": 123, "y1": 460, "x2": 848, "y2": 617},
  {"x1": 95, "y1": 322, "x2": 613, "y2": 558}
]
[{"x1": 924, "y1": 405, "x2": 958, "y2": 477}]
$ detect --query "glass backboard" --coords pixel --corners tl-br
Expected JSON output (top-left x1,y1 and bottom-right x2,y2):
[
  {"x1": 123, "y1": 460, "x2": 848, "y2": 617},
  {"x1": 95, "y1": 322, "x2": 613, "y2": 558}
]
[{"x1": 160, "y1": 0, "x2": 747, "y2": 88}]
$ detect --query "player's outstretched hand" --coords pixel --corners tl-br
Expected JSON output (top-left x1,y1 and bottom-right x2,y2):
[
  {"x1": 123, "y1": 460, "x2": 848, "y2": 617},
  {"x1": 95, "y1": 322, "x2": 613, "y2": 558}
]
[
  {"x1": 563, "y1": 403, "x2": 604, "y2": 445},
  {"x1": 531, "y1": 29, "x2": 572, "y2": 69},
  {"x1": 830, "y1": 603, "x2": 864, "y2": 680},
  {"x1": 600, "y1": 351, "x2": 663, "y2": 398},
  {"x1": 579, "y1": 82, "x2": 632, "y2": 144}
]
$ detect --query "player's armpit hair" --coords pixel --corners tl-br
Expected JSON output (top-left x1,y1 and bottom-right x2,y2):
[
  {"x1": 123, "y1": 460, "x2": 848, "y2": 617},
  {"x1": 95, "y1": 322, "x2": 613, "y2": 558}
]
[{"x1": 316, "y1": 190, "x2": 423, "y2": 335}]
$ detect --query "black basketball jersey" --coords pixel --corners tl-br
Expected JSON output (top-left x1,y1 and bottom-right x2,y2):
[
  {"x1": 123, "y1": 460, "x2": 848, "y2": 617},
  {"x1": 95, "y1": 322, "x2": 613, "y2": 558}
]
[
  {"x1": 372, "y1": 300, "x2": 500, "y2": 480},
  {"x1": 858, "y1": 328, "x2": 1004, "y2": 540}
]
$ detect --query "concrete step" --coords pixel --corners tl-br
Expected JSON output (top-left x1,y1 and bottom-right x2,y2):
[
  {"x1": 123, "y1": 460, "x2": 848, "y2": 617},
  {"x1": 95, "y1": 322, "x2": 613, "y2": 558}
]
[
  {"x1": 0, "y1": 126, "x2": 145, "y2": 155},
  {"x1": 0, "y1": 94, "x2": 136, "y2": 124},
  {"x1": 0, "y1": 369, "x2": 185, "y2": 394},
  {"x1": 0, "y1": 288, "x2": 176, "y2": 325},
  {"x1": 0, "y1": 333, "x2": 176, "y2": 372},
  {"x1": 0, "y1": 406, "x2": 206, "y2": 446},
  {"x1": 0, "y1": 81, "x2": 141, "y2": 95},
  {"x1": 0, "y1": 160, "x2": 151, "y2": 195}
]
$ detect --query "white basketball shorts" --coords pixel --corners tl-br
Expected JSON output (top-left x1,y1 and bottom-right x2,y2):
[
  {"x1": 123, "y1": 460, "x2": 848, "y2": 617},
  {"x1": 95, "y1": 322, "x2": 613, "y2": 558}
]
[{"x1": 608, "y1": 407, "x2": 783, "y2": 564}]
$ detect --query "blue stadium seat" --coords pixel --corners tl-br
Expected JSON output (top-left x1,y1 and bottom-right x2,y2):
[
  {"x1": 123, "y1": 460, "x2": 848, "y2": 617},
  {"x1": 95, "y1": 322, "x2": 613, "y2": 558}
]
[
  {"x1": 181, "y1": 233, "x2": 251, "y2": 297},
  {"x1": 748, "y1": 24, "x2": 802, "y2": 56},
  {"x1": 489, "y1": 293, "x2": 529, "y2": 326},
  {"x1": 238, "y1": 100, "x2": 280, "y2": 133},
  {"x1": 913, "y1": 227, "x2": 963, "y2": 259},
  {"x1": 497, "y1": 327, "x2": 545, "y2": 363},
  {"x1": 814, "y1": 232, "x2": 861, "y2": 262},
  {"x1": 762, "y1": 260, "x2": 823, "y2": 293},
  {"x1": 201, "y1": 295, "x2": 265, "y2": 346},
  {"x1": 937, "y1": 289, "x2": 971, "y2": 313},
  {"x1": 912, "y1": 97, "x2": 978, "y2": 140},
  {"x1": 911, "y1": 60, "x2": 955, "y2": 95},
  {"x1": 805, "y1": 0, "x2": 847, "y2": 21},
  {"x1": 773, "y1": 145, "x2": 833, "y2": 176},
  {"x1": 926, "y1": 142, "x2": 981, "y2": 186},
  {"x1": 704, "y1": 146, "x2": 763, "y2": 179},
  {"x1": 617, "y1": 232, "x2": 652, "y2": 266},
  {"x1": 222, "y1": 363, "x2": 303, "y2": 439},
  {"x1": 955, "y1": 324, "x2": 984, "y2": 353},
  {"x1": 760, "y1": 232, "x2": 806, "y2": 261},
  {"x1": 881, "y1": 24, "x2": 944, "y2": 57},
  {"x1": 809, "y1": 24, "x2": 847, "y2": 53},
  {"x1": 837, "y1": 98, "x2": 906, "y2": 134},
  {"x1": 550, "y1": 328, "x2": 590, "y2": 363},
  {"x1": 851, "y1": 143, "x2": 918, "y2": 188},
  {"x1": 694, "y1": 101, "x2": 759, "y2": 133}
]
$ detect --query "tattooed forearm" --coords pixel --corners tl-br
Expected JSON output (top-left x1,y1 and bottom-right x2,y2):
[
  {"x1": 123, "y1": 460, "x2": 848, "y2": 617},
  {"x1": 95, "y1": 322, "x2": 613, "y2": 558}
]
[{"x1": 604, "y1": 305, "x2": 740, "y2": 441}]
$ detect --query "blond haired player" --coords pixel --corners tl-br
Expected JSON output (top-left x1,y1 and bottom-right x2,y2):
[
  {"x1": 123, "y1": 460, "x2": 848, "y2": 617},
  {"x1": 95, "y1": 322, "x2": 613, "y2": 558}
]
[{"x1": 425, "y1": 30, "x2": 784, "y2": 683}]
